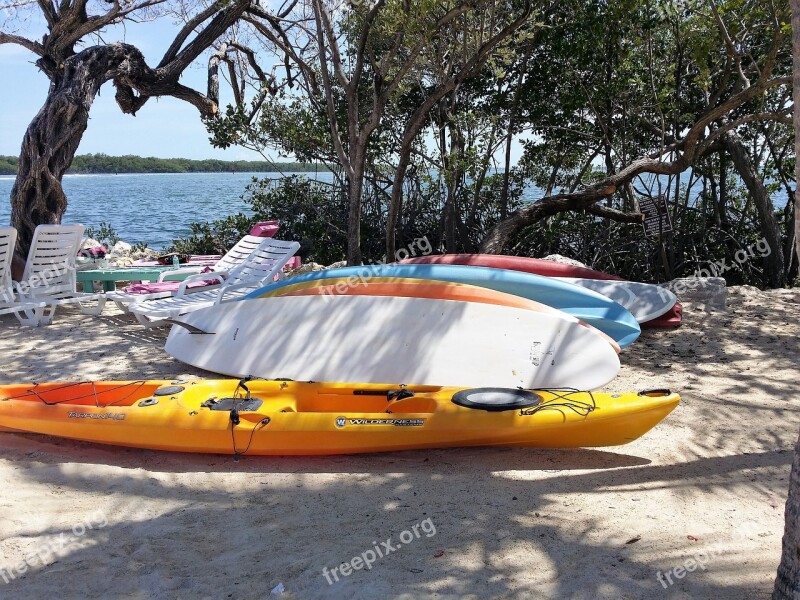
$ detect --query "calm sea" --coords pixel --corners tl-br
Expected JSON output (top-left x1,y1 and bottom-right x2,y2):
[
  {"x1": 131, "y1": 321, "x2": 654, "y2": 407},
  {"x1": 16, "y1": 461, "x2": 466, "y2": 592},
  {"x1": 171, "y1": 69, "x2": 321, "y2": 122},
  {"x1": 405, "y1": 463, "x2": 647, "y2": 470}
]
[{"x1": 0, "y1": 172, "x2": 332, "y2": 250}]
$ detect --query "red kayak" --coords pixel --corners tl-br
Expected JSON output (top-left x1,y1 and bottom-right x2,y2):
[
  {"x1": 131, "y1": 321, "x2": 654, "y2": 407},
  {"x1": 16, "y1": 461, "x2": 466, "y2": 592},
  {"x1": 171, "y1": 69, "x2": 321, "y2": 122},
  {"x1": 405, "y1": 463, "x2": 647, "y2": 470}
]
[
  {"x1": 401, "y1": 254, "x2": 623, "y2": 280},
  {"x1": 643, "y1": 301, "x2": 682, "y2": 328},
  {"x1": 399, "y1": 254, "x2": 682, "y2": 329}
]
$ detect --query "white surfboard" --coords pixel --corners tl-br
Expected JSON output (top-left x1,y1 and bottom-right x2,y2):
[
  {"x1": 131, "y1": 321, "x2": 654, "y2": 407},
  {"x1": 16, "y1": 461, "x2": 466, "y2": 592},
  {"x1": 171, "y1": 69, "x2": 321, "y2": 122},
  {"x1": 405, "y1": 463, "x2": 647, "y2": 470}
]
[
  {"x1": 165, "y1": 295, "x2": 620, "y2": 390},
  {"x1": 556, "y1": 278, "x2": 677, "y2": 323}
]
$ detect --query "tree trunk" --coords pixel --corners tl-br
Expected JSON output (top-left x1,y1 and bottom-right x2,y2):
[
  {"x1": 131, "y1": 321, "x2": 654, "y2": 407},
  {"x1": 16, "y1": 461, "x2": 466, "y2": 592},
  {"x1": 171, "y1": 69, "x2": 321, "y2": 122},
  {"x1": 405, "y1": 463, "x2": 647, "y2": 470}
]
[
  {"x1": 347, "y1": 156, "x2": 364, "y2": 265},
  {"x1": 441, "y1": 96, "x2": 465, "y2": 253},
  {"x1": 773, "y1": 430, "x2": 800, "y2": 599},
  {"x1": 772, "y1": 4, "x2": 800, "y2": 597},
  {"x1": 385, "y1": 149, "x2": 411, "y2": 261},
  {"x1": 795, "y1": 0, "x2": 800, "y2": 272},
  {"x1": 722, "y1": 131, "x2": 785, "y2": 288},
  {"x1": 10, "y1": 50, "x2": 112, "y2": 257}
]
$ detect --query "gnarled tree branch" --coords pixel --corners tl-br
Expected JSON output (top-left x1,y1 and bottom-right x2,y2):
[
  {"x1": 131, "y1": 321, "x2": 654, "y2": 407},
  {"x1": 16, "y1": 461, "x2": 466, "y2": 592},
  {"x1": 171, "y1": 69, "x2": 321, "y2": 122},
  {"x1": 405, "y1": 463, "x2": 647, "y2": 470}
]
[{"x1": 0, "y1": 32, "x2": 45, "y2": 56}]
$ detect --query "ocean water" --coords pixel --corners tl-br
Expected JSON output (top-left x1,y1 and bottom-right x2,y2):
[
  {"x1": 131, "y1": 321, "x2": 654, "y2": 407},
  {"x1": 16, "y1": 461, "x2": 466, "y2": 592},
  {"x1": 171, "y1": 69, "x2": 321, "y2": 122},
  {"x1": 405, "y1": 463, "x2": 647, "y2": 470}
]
[{"x1": 0, "y1": 172, "x2": 332, "y2": 250}]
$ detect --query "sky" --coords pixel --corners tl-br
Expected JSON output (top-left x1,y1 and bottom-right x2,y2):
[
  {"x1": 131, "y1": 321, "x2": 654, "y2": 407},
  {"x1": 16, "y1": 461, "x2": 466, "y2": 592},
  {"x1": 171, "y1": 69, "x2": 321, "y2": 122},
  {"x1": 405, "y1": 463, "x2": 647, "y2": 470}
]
[{"x1": 0, "y1": 14, "x2": 267, "y2": 161}]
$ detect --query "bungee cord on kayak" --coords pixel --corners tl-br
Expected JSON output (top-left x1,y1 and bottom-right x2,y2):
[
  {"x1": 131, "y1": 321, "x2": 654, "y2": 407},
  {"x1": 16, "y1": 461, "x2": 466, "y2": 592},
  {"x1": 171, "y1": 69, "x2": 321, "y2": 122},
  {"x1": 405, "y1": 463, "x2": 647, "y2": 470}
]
[{"x1": 0, "y1": 381, "x2": 150, "y2": 407}]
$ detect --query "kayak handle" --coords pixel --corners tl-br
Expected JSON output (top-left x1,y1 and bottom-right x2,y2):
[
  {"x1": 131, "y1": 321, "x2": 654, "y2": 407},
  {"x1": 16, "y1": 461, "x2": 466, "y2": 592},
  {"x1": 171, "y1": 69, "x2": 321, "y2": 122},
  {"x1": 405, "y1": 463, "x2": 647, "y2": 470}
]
[{"x1": 638, "y1": 389, "x2": 671, "y2": 397}]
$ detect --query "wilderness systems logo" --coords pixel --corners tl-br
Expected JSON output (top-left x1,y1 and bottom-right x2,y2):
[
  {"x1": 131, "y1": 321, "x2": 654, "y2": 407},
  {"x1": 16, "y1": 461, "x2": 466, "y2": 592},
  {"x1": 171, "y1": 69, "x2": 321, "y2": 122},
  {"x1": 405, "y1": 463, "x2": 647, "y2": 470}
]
[
  {"x1": 334, "y1": 417, "x2": 424, "y2": 428},
  {"x1": 67, "y1": 412, "x2": 126, "y2": 421}
]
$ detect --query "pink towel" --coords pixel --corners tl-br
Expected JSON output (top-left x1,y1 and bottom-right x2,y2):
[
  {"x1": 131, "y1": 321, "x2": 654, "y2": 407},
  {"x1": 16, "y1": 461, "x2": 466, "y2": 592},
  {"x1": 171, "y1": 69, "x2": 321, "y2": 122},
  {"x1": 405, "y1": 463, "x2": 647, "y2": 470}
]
[
  {"x1": 123, "y1": 278, "x2": 221, "y2": 295},
  {"x1": 284, "y1": 256, "x2": 301, "y2": 270},
  {"x1": 250, "y1": 221, "x2": 280, "y2": 237}
]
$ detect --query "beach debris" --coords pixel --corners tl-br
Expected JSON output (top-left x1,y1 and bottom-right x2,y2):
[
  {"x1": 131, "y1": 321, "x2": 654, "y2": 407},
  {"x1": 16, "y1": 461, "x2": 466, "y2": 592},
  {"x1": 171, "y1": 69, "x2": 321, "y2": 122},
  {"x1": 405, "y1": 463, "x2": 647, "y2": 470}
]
[
  {"x1": 434, "y1": 550, "x2": 445, "y2": 558},
  {"x1": 107, "y1": 256, "x2": 134, "y2": 267},
  {"x1": 285, "y1": 262, "x2": 327, "y2": 276},
  {"x1": 80, "y1": 237, "x2": 104, "y2": 251},
  {"x1": 270, "y1": 582, "x2": 285, "y2": 595},
  {"x1": 625, "y1": 535, "x2": 642, "y2": 544},
  {"x1": 541, "y1": 254, "x2": 589, "y2": 268},
  {"x1": 660, "y1": 277, "x2": 727, "y2": 311},
  {"x1": 110, "y1": 240, "x2": 132, "y2": 255},
  {"x1": 687, "y1": 535, "x2": 699, "y2": 542}
]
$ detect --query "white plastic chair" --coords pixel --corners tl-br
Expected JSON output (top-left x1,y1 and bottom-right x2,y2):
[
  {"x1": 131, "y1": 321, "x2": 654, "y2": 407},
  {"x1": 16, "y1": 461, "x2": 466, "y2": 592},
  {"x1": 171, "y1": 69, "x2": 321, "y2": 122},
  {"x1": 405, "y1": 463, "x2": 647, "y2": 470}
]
[
  {"x1": 14, "y1": 225, "x2": 106, "y2": 325},
  {"x1": 129, "y1": 239, "x2": 300, "y2": 328},
  {"x1": 0, "y1": 227, "x2": 46, "y2": 323},
  {"x1": 105, "y1": 234, "x2": 278, "y2": 312}
]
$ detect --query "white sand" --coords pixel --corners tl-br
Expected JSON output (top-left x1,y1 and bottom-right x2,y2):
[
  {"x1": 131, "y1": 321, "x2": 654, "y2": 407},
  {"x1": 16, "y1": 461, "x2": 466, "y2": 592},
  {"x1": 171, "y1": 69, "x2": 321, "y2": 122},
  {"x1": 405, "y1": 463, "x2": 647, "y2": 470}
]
[{"x1": 0, "y1": 287, "x2": 798, "y2": 599}]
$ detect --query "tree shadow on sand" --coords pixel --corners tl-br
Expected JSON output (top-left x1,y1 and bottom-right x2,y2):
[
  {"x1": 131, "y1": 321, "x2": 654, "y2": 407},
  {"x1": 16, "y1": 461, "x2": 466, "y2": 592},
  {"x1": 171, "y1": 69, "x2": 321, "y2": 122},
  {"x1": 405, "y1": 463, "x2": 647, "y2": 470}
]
[{"x1": 0, "y1": 432, "x2": 790, "y2": 599}]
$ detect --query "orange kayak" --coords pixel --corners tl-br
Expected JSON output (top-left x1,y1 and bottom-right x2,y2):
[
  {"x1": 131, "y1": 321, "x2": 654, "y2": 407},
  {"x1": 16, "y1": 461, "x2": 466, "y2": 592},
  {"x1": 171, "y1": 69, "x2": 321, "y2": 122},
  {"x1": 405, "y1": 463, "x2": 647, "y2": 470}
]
[{"x1": 0, "y1": 380, "x2": 679, "y2": 455}]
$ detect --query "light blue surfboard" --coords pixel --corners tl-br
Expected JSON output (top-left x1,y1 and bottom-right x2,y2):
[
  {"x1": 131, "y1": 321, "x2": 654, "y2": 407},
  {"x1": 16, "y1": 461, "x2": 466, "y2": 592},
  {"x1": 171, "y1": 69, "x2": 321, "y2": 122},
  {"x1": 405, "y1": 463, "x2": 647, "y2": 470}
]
[{"x1": 246, "y1": 264, "x2": 641, "y2": 348}]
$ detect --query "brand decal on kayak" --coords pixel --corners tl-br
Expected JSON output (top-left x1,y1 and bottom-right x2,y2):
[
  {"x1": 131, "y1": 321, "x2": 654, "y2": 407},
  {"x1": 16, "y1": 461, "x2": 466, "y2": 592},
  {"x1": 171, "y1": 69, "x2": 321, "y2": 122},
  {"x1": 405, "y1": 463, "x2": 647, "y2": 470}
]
[
  {"x1": 335, "y1": 417, "x2": 424, "y2": 428},
  {"x1": 529, "y1": 341, "x2": 554, "y2": 367},
  {"x1": 67, "y1": 412, "x2": 126, "y2": 421}
]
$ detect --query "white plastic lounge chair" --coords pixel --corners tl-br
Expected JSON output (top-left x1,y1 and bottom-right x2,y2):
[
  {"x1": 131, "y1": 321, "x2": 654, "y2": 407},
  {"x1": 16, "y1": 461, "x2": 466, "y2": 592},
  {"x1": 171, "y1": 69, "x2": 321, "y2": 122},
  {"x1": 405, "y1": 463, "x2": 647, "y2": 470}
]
[
  {"x1": 13, "y1": 225, "x2": 106, "y2": 326},
  {"x1": 106, "y1": 234, "x2": 278, "y2": 312},
  {"x1": 0, "y1": 227, "x2": 46, "y2": 322},
  {"x1": 129, "y1": 238, "x2": 300, "y2": 328}
]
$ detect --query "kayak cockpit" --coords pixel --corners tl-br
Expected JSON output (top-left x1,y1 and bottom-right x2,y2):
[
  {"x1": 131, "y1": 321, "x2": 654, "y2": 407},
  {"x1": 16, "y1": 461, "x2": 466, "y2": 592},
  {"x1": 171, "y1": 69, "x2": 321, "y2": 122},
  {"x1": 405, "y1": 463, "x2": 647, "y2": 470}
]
[{"x1": 195, "y1": 386, "x2": 441, "y2": 415}]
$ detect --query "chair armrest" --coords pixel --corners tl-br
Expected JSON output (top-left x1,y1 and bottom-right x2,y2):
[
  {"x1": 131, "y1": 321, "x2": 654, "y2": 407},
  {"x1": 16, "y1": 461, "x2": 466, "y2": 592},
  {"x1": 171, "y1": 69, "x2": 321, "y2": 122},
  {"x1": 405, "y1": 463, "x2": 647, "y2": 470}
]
[
  {"x1": 214, "y1": 281, "x2": 263, "y2": 304},
  {"x1": 157, "y1": 266, "x2": 204, "y2": 282},
  {"x1": 176, "y1": 272, "x2": 227, "y2": 297}
]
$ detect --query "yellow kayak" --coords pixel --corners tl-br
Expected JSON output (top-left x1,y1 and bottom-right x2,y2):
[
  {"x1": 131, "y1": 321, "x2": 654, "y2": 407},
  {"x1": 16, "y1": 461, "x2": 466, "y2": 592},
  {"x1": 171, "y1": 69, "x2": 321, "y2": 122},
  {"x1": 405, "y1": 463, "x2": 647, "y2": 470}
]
[{"x1": 0, "y1": 380, "x2": 679, "y2": 455}]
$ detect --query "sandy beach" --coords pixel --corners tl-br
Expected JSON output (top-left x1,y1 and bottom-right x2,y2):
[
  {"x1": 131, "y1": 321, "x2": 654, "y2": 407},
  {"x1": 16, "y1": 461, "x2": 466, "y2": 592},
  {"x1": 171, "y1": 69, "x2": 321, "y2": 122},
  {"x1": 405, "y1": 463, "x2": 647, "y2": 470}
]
[{"x1": 0, "y1": 285, "x2": 798, "y2": 599}]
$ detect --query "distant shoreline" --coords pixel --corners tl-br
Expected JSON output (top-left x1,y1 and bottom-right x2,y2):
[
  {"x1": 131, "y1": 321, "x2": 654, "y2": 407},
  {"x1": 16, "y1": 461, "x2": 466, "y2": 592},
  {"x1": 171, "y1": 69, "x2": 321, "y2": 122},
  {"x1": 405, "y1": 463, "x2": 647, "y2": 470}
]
[
  {"x1": 0, "y1": 154, "x2": 330, "y2": 176},
  {"x1": 0, "y1": 172, "x2": 329, "y2": 178}
]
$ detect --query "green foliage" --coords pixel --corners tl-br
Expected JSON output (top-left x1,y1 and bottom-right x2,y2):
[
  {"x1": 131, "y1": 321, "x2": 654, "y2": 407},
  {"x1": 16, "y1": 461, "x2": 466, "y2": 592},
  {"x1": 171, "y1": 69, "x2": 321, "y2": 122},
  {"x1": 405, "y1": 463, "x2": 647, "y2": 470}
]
[
  {"x1": 510, "y1": 169, "x2": 783, "y2": 287},
  {"x1": 85, "y1": 221, "x2": 121, "y2": 248},
  {"x1": 166, "y1": 176, "x2": 377, "y2": 265},
  {"x1": 166, "y1": 214, "x2": 255, "y2": 256},
  {"x1": 0, "y1": 156, "x2": 18, "y2": 175},
  {"x1": 209, "y1": 97, "x2": 336, "y2": 165},
  {"x1": 86, "y1": 221, "x2": 151, "y2": 252},
  {"x1": 244, "y1": 176, "x2": 349, "y2": 265}
]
